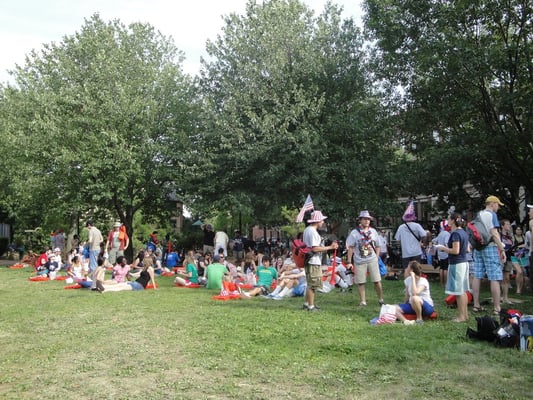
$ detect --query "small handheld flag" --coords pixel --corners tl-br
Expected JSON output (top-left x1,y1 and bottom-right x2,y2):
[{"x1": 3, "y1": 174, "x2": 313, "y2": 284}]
[{"x1": 296, "y1": 194, "x2": 314, "y2": 223}]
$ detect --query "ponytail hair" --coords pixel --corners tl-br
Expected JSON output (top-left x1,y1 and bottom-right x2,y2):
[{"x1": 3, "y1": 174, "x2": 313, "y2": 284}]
[{"x1": 450, "y1": 212, "x2": 465, "y2": 228}]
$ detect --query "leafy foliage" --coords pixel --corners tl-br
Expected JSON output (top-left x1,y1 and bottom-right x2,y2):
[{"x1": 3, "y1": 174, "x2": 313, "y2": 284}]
[
  {"x1": 0, "y1": 14, "x2": 197, "y2": 256},
  {"x1": 193, "y1": 0, "x2": 400, "y2": 225},
  {"x1": 365, "y1": 0, "x2": 533, "y2": 218}
]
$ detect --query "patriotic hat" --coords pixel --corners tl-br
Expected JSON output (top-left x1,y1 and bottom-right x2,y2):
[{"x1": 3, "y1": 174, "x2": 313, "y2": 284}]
[
  {"x1": 402, "y1": 201, "x2": 417, "y2": 222},
  {"x1": 307, "y1": 210, "x2": 328, "y2": 223},
  {"x1": 358, "y1": 210, "x2": 374, "y2": 220}
]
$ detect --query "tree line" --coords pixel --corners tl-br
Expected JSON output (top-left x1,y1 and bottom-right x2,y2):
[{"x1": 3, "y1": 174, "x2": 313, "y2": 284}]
[{"x1": 0, "y1": 0, "x2": 531, "y2": 257}]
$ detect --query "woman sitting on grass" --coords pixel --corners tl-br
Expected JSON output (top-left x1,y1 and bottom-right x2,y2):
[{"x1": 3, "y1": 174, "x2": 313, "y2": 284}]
[
  {"x1": 395, "y1": 260, "x2": 434, "y2": 325},
  {"x1": 174, "y1": 250, "x2": 199, "y2": 287},
  {"x1": 66, "y1": 255, "x2": 87, "y2": 282},
  {"x1": 95, "y1": 257, "x2": 156, "y2": 293}
]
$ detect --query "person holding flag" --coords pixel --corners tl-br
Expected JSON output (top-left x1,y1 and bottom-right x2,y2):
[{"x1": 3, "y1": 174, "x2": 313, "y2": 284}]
[{"x1": 302, "y1": 210, "x2": 338, "y2": 312}]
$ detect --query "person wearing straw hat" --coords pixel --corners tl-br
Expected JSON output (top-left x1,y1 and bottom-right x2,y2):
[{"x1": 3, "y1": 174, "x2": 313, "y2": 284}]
[
  {"x1": 471, "y1": 195, "x2": 506, "y2": 315},
  {"x1": 105, "y1": 222, "x2": 129, "y2": 265},
  {"x1": 346, "y1": 210, "x2": 384, "y2": 307},
  {"x1": 302, "y1": 210, "x2": 338, "y2": 311}
]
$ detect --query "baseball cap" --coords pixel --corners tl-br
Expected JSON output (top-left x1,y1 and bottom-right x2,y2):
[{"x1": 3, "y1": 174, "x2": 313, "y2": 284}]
[{"x1": 485, "y1": 195, "x2": 504, "y2": 206}]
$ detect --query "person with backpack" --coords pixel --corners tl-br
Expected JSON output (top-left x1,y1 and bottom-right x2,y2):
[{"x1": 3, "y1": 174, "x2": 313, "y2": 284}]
[
  {"x1": 394, "y1": 201, "x2": 428, "y2": 269},
  {"x1": 470, "y1": 196, "x2": 506, "y2": 315},
  {"x1": 302, "y1": 210, "x2": 338, "y2": 312},
  {"x1": 435, "y1": 212, "x2": 470, "y2": 322}
]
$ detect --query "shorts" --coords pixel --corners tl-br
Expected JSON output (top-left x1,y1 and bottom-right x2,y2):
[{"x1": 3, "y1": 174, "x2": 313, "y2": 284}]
[
  {"x1": 511, "y1": 255, "x2": 528, "y2": 268},
  {"x1": 253, "y1": 285, "x2": 269, "y2": 295},
  {"x1": 305, "y1": 264, "x2": 323, "y2": 290},
  {"x1": 445, "y1": 262, "x2": 470, "y2": 295},
  {"x1": 292, "y1": 283, "x2": 307, "y2": 297},
  {"x1": 354, "y1": 260, "x2": 381, "y2": 284},
  {"x1": 399, "y1": 300, "x2": 434, "y2": 317},
  {"x1": 472, "y1": 246, "x2": 503, "y2": 281},
  {"x1": 437, "y1": 258, "x2": 449, "y2": 271},
  {"x1": 127, "y1": 281, "x2": 145, "y2": 291},
  {"x1": 402, "y1": 255, "x2": 422, "y2": 269},
  {"x1": 503, "y1": 260, "x2": 514, "y2": 273}
]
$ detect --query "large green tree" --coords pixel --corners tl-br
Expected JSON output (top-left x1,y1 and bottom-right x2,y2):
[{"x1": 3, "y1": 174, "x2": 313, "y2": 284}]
[
  {"x1": 0, "y1": 14, "x2": 197, "y2": 256},
  {"x1": 192, "y1": 0, "x2": 400, "y2": 226},
  {"x1": 364, "y1": 0, "x2": 533, "y2": 219}
]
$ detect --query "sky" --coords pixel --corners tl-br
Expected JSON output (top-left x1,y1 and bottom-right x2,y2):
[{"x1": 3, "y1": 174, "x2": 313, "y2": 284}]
[{"x1": 0, "y1": 0, "x2": 363, "y2": 84}]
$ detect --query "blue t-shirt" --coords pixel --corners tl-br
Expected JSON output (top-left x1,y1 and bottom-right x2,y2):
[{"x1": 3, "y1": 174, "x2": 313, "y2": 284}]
[{"x1": 448, "y1": 229, "x2": 469, "y2": 264}]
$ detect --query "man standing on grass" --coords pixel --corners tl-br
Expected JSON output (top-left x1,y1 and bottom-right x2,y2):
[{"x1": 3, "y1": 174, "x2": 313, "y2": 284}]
[
  {"x1": 302, "y1": 210, "x2": 338, "y2": 312},
  {"x1": 471, "y1": 196, "x2": 506, "y2": 315},
  {"x1": 86, "y1": 220, "x2": 103, "y2": 274}
]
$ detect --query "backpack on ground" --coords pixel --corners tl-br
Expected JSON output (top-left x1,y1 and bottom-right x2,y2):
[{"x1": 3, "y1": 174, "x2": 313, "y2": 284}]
[
  {"x1": 494, "y1": 309, "x2": 522, "y2": 348},
  {"x1": 466, "y1": 211, "x2": 493, "y2": 250},
  {"x1": 466, "y1": 315, "x2": 499, "y2": 342}
]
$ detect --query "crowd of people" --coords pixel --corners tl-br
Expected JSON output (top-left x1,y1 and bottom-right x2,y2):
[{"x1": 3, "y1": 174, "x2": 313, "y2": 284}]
[{"x1": 20, "y1": 195, "x2": 531, "y2": 324}]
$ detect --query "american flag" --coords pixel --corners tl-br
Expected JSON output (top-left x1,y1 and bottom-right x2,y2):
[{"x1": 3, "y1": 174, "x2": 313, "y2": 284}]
[{"x1": 296, "y1": 194, "x2": 314, "y2": 223}]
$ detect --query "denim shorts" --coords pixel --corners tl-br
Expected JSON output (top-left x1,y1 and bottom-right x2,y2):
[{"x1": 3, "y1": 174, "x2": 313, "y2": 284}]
[{"x1": 127, "y1": 281, "x2": 144, "y2": 291}]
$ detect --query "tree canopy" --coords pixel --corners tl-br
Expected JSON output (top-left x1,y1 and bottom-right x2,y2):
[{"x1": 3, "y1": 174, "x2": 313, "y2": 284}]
[
  {"x1": 0, "y1": 14, "x2": 197, "y2": 255},
  {"x1": 364, "y1": 0, "x2": 533, "y2": 219},
  {"x1": 192, "y1": 0, "x2": 401, "y2": 225}
]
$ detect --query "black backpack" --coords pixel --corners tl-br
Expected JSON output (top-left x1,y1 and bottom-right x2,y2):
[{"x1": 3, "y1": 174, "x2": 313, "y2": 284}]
[
  {"x1": 494, "y1": 309, "x2": 521, "y2": 348},
  {"x1": 466, "y1": 315, "x2": 499, "y2": 342}
]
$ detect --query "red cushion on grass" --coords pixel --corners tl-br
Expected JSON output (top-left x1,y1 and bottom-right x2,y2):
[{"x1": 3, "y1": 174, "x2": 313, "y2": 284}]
[
  {"x1": 161, "y1": 271, "x2": 175, "y2": 277},
  {"x1": 9, "y1": 264, "x2": 24, "y2": 269},
  {"x1": 237, "y1": 283, "x2": 254, "y2": 289},
  {"x1": 64, "y1": 284, "x2": 82, "y2": 289},
  {"x1": 174, "y1": 283, "x2": 201, "y2": 288},
  {"x1": 54, "y1": 275, "x2": 67, "y2": 281},
  {"x1": 404, "y1": 311, "x2": 438, "y2": 321},
  {"x1": 212, "y1": 294, "x2": 241, "y2": 300},
  {"x1": 145, "y1": 283, "x2": 159, "y2": 289},
  {"x1": 29, "y1": 276, "x2": 50, "y2": 281}
]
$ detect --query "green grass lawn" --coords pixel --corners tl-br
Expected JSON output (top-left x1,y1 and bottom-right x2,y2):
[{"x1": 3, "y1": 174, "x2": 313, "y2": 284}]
[{"x1": 0, "y1": 266, "x2": 532, "y2": 400}]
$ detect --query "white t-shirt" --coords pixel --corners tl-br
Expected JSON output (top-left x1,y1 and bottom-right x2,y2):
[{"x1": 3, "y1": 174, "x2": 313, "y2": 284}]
[
  {"x1": 404, "y1": 276, "x2": 433, "y2": 306},
  {"x1": 346, "y1": 227, "x2": 380, "y2": 264},
  {"x1": 303, "y1": 226, "x2": 323, "y2": 265},
  {"x1": 394, "y1": 222, "x2": 426, "y2": 258}
]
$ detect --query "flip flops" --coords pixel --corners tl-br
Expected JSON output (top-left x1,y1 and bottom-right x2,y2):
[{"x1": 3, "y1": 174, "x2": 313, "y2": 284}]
[{"x1": 472, "y1": 306, "x2": 486, "y2": 313}]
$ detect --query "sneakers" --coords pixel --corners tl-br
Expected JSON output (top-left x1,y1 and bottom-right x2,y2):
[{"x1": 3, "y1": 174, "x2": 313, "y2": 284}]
[
  {"x1": 378, "y1": 299, "x2": 385, "y2": 306},
  {"x1": 303, "y1": 304, "x2": 320, "y2": 311},
  {"x1": 307, "y1": 306, "x2": 320, "y2": 312},
  {"x1": 415, "y1": 319, "x2": 424, "y2": 324},
  {"x1": 403, "y1": 320, "x2": 415, "y2": 325},
  {"x1": 359, "y1": 301, "x2": 367, "y2": 307}
]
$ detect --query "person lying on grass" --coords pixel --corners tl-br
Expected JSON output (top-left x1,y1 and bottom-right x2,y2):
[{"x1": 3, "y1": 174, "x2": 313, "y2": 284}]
[
  {"x1": 395, "y1": 260, "x2": 434, "y2": 325},
  {"x1": 94, "y1": 259, "x2": 156, "y2": 293}
]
